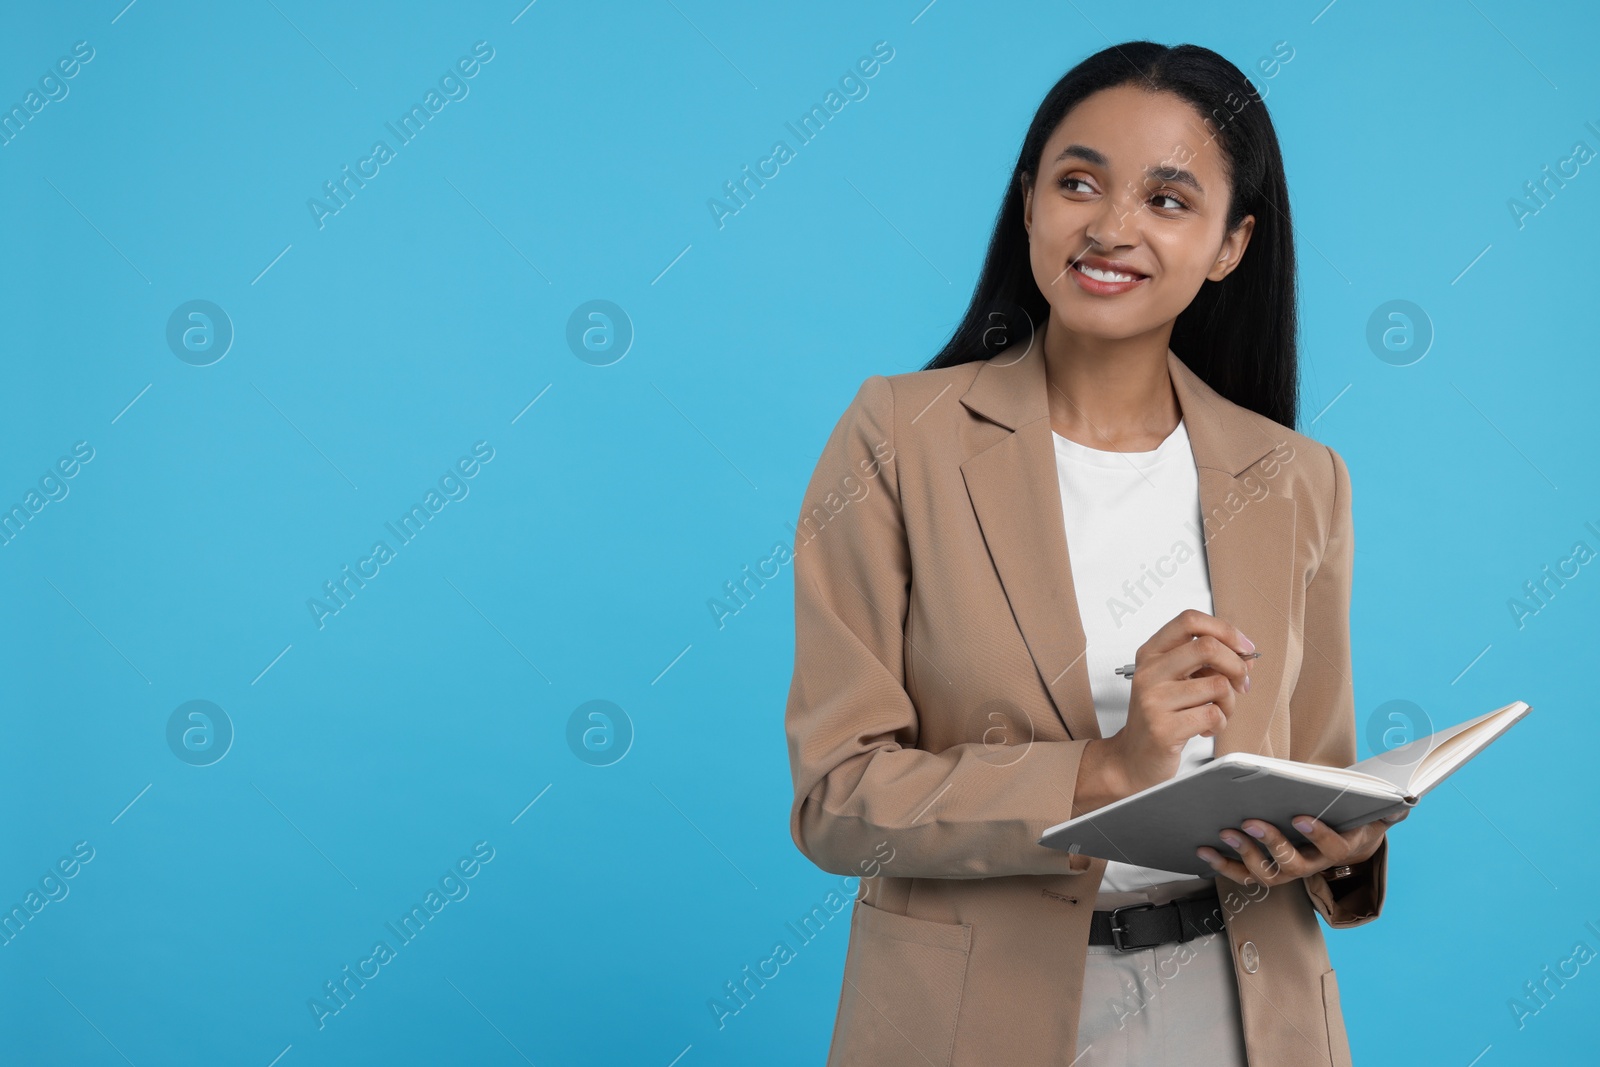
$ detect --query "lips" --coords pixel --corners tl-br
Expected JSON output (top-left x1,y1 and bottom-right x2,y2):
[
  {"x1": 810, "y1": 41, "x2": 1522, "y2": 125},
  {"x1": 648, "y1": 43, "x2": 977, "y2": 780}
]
[
  {"x1": 1074, "y1": 262, "x2": 1146, "y2": 283},
  {"x1": 1073, "y1": 253, "x2": 1149, "y2": 281},
  {"x1": 1066, "y1": 256, "x2": 1149, "y2": 296}
]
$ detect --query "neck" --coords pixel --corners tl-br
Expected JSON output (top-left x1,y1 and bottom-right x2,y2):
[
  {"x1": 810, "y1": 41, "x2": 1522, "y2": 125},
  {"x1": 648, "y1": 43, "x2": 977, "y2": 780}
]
[{"x1": 1042, "y1": 315, "x2": 1180, "y2": 452}]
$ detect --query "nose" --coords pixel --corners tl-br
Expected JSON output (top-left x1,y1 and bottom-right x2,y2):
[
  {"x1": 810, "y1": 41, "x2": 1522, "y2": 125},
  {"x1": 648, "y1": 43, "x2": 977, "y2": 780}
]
[{"x1": 1085, "y1": 181, "x2": 1140, "y2": 249}]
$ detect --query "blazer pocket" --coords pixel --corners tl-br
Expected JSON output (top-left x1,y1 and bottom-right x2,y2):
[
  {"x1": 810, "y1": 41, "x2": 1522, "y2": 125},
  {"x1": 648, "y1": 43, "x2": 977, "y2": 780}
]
[
  {"x1": 1320, "y1": 966, "x2": 1354, "y2": 1067},
  {"x1": 827, "y1": 899, "x2": 973, "y2": 1067}
]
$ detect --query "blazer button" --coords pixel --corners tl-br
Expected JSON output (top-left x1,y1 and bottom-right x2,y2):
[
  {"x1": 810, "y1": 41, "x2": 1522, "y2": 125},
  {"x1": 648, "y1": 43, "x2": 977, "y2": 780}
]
[{"x1": 1239, "y1": 940, "x2": 1260, "y2": 974}]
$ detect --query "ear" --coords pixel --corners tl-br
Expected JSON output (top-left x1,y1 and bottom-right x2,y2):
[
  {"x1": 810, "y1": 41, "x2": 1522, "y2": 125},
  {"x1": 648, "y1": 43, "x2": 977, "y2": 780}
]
[
  {"x1": 1021, "y1": 173, "x2": 1034, "y2": 235},
  {"x1": 1208, "y1": 214, "x2": 1255, "y2": 281}
]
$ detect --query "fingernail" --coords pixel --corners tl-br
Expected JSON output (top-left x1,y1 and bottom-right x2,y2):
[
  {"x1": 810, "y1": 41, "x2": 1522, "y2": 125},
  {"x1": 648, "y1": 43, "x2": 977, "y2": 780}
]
[
  {"x1": 1293, "y1": 818, "x2": 1314, "y2": 833},
  {"x1": 1244, "y1": 825, "x2": 1266, "y2": 839},
  {"x1": 1197, "y1": 848, "x2": 1219, "y2": 865},
  {"x1": 1240, "y1": 635, "x2": 1256, "y2": 653},
  {"x1": 1243, "y1": 674, "x2": 1252, "y2": 693},
  {"x1": 1220, "y1": 832, "x2": 1242, "y2": 848}
]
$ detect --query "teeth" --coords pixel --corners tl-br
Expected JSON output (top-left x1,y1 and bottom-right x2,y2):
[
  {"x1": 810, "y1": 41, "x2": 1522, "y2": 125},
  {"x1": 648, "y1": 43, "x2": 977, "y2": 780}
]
[{"x1": 1078, "y1": 263, "x2": 1140, "y2": 282}]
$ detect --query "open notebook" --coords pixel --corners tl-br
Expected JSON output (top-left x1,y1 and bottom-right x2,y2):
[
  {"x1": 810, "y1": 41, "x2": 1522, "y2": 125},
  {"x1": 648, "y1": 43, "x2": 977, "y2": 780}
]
[{"x1": 1038, "y1": 700, "x2": 1532, "y2": 879}]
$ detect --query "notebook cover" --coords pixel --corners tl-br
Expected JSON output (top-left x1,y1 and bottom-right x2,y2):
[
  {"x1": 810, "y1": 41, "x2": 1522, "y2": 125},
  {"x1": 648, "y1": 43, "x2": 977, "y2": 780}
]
[{"x1": 1037, "y1": 755, "x2": 1413, "y2": 879}]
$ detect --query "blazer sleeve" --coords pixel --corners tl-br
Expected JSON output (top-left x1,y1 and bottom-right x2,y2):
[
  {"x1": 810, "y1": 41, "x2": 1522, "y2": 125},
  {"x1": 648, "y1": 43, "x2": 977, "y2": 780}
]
[
  {"x1": 785, "y1": 374, "x2": 1095, "y2": 881},
  {"x1": 1290, "y1": 444, "x2": 1389, "y2": 928}
]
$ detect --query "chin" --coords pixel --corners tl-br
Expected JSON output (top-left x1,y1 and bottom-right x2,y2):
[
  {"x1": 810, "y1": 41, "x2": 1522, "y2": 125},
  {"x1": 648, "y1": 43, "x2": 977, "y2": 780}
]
[{"x1": 1049, "y1": 310, "x2": 1160, "y2": 343}]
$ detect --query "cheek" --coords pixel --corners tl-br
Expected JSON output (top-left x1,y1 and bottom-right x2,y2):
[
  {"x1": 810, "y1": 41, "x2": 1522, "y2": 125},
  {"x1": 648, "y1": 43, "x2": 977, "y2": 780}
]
[
  {"x1": 1150, "y1": 229, "x2": 1221, "y2": 281},
  {"x1": 1027, "y1": 202, "x2": 1075, "y2": 267},
  {"x1": 1028, "y1": 233, "x2": 1070, "y2": 292}
]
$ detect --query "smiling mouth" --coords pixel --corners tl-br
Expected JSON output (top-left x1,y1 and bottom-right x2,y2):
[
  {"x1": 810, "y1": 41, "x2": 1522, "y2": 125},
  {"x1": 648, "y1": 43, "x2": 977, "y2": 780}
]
[{"x1": 1073, "y1": 262, "x2": 1147, "y2": 283}]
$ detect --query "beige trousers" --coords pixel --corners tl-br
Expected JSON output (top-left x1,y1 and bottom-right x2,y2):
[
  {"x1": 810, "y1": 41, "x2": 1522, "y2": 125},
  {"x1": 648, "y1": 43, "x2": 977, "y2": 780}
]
[{"x1": 1074, "y1": 881, "x2": 1250, "y2": 1066}]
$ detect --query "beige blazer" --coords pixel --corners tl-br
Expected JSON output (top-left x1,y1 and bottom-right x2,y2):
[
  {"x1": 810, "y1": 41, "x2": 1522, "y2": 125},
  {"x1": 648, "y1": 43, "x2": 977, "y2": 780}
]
[{"x1": 784, "y1": 335, "x2": 1389, "y2": 1066}]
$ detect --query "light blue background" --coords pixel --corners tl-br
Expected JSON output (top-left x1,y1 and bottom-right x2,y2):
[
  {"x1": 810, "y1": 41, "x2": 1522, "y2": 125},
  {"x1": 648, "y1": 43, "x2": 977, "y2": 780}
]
[{"x1": 2, "y1": 2, "x2": 1595, "y2": 1064}]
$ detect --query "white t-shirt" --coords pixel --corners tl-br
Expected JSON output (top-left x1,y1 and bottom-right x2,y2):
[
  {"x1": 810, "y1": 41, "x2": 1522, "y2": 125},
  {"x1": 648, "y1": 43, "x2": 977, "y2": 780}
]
[{"x1": 1052, "y1": 417, "x2": 1217, "y2": 893}]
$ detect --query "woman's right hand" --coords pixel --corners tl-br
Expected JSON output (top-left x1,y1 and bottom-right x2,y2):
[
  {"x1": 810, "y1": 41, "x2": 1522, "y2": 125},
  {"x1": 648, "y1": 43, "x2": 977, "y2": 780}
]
[{"x1": 1101, "y1": 609, "x2": 1255, "y2": 795}]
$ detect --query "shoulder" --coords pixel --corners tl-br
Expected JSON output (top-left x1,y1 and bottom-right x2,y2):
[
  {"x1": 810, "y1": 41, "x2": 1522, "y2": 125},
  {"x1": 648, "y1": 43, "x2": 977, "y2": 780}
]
[
  {"x1": 839, "y1": 361, "x2": 986, "y2": 420},
  {"x1": 827, "y1": 361, "x2": 988, "y2": 458},
  {"x1": 881, "y1": 360, "x2": 987, "y2": 404},
  {"x1": 1182, "y1": 379, "x2": 1352, "y2": 566},
  {"x1": 1257, "y1": 427, "x2": 1352, "y2": 579},
  {"x1": 1215, "y1": 393, "x2": 1349, "y2": 512},
  {"x1": 1274, "y1": 426, "x2": 1349, "y2": 520}
]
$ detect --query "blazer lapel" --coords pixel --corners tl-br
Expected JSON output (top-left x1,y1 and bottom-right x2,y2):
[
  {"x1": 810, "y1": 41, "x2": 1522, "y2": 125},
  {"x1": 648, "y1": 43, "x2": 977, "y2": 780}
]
[{"x1": 959, "y1": 337, "x2": 1302, "y2": 758}]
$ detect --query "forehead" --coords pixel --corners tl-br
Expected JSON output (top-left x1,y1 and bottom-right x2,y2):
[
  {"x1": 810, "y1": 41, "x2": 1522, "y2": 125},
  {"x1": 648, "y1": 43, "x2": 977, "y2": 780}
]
[{"x1": 1042, "y1": 84, "x2": 1230, "y2": 182}]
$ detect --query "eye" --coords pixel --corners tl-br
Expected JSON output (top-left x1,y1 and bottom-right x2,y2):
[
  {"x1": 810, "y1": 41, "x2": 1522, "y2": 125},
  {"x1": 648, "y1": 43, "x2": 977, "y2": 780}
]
[
  {"x1": 1057, "y1": 174, "x2": 1093, "y2": 194},
  {"x1": 1151, "y1": 191, "x2": 1189, "y2": 211}
]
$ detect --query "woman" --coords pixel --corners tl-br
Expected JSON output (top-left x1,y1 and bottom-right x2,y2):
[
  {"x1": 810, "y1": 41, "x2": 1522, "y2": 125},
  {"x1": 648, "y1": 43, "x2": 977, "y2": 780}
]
[{"x1": 784, "y1": 41, "x2": 1405, "y2": 1067}]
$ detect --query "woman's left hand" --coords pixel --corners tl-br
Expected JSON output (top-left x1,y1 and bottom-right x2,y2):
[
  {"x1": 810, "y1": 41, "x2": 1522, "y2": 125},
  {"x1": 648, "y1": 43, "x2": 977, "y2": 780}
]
[{"x1": 1196, "y1": 810, "x2": 1408, "y2": 887}]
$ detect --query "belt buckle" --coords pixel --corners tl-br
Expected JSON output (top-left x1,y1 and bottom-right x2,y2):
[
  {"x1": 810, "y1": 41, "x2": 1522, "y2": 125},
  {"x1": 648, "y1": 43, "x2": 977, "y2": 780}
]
[{"x1": 1108, "y1": 902, "x2": 1156, "y2": 951}]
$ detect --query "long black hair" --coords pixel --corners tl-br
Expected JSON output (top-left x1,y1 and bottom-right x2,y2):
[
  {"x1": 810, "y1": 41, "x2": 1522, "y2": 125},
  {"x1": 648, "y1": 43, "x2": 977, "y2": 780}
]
[{"x1": 923, "y1": 41, "x2": 1300, "y2": 432}]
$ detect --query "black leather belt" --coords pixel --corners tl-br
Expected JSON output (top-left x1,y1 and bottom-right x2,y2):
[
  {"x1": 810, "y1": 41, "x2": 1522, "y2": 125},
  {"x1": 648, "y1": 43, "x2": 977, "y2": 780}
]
[{"x1": 1088, "y1": 888, "x2": 1225, "y2": 951}]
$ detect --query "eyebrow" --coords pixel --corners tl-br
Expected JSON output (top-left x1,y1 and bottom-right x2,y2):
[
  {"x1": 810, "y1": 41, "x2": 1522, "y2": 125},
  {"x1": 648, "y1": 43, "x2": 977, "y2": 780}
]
[{"x1": 1050, "y1": 144, "x2": 1205, "y2": 195}]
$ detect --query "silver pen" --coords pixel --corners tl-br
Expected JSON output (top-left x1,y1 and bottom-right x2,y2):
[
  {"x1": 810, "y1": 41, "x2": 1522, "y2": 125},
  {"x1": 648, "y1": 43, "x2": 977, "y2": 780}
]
[{"x1": 1115, "y1": 652, "x2": 1259, "y2": 678}]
